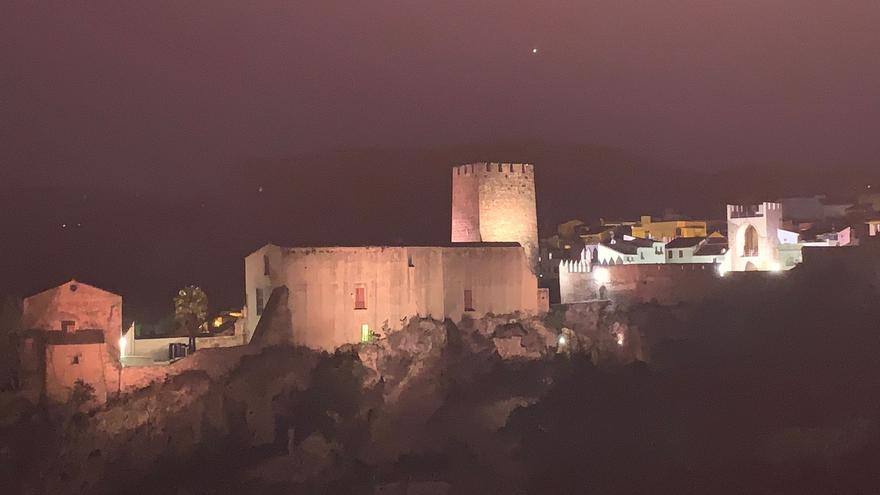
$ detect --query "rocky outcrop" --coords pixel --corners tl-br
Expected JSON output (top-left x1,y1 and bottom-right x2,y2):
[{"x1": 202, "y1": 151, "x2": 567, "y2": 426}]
[{"x1": 6, "y1": 306, "x2": 646, "y2": 494}]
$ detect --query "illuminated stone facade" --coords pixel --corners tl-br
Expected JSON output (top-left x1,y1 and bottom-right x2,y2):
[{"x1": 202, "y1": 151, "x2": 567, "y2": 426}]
[
  {"x1": 245, "y1": 244, "x2": 539, "y2": 350},
  {"x1": 723, "y1": 203, "x2": 784, "y2": 272},
  {"x1": 559, "y1": 261, "x2": 719, "y2": 305},
  {"x1": 21, "y1": 280, "x2": 123, "y2": 403},
  {"x1": 451, "y1": 163, "x2": 539, "y2": 273}
]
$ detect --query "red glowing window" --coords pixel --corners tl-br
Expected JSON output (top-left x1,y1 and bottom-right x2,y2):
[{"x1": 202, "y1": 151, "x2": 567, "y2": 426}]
[{"x1": 354, "y1": 287, "x2": 366, "y2": 310}]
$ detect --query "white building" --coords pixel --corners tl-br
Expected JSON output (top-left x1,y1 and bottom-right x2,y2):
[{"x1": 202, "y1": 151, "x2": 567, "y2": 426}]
[
  {"x1": 596, "y1": 237, "x2": 665, "y2": 265},
  {"x1": 723, "y1": 203, "x2": 785, "y2": 272},
  {"x1": 776, "y1": 226, "x2": 855, "y2": 269},
  {"x1": 664, "y1": 235, "x2": 728, "y2": 264}
]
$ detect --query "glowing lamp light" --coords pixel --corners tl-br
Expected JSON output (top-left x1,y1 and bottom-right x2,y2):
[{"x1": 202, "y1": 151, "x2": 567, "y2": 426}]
[
  {"x1": 593, "y1": 267, "x2": 610, "y2": 285},
  {"x1": 213, "y1": 316, "x2": 224, "y2": 328},
  {"x1": 769, "y1": 262, "x2": 782, "y2": 273},
  {"x1": 119, "y1": 335, "x2": 127, "y2": 358},
  {"x1": 557, "y1": 335, "x2": 567, "y2": 347},
  {"x1": 717, "y1": 265, "x2": 727, "y2": 277},
  {"x1": 616, "y1": 333, "x2": 625, "y2": 346}
]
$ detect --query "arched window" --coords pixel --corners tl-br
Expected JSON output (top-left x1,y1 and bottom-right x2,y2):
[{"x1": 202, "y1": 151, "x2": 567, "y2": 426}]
[{"x1": 743, "y1": 225, "x2": 759, "y2": 257}]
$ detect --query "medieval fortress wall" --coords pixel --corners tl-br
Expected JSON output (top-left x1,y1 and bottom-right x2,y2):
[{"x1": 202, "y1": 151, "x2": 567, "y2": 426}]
[
  {"x1": 452, "y1": 163, "x2": 539, "y2": 273},
  {"x1": 559, "y1": 263, "x2": 720, "y2": 305}
]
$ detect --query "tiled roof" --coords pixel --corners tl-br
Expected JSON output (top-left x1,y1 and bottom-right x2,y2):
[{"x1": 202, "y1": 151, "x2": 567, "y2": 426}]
[
  {"x1": 695, "y1": 242, "x2": 727, "y2": 256},
  {"x1": 603, "y1": 238, "x2": 656, "y2": 255},
  {"x1": 665, "y1": 237, "x2": 705, "y2": 249}
]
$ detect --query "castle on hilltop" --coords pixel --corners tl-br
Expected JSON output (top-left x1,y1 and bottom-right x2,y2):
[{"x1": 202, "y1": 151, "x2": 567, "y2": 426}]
[{"x1": 244, "y1": 163, "x2": 548, "y2": 350}]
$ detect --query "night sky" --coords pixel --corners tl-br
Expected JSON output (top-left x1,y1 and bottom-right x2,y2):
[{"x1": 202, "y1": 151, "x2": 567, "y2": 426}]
[{"x1": 3, "y1": 2, "x2": 880, "y2": 318}]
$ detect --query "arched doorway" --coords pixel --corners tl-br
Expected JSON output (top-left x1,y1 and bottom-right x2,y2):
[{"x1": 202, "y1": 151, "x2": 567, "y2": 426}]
[
  {"x1": 743, "y1": 225, "x2": 759, "y2": 257},
  {"x1": 744, "y1": 261, "x2": 758, "y2": 271},
  {"x1": 599, "y1": 285, "x2": 607, "y2": 300}
]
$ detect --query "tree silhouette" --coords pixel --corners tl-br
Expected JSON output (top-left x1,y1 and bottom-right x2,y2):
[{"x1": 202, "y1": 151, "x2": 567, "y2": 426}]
[{"x1": 173, "y1": 286, "x2": 208, "y2": 351}]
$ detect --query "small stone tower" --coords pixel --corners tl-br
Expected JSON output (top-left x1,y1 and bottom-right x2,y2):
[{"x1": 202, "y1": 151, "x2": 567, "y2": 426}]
[
  {"x1": 451, "y1": 162, "x2": 539, "y2": 273},
  {"x1": 724, "y1": 202, "x2": 784, "y2": 272}
]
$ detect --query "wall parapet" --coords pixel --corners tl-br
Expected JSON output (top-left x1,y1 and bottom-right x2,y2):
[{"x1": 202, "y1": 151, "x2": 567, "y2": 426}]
[
  {"x1": 727, "y1": 202, "x2": 782, "y2": 219},
  {"x1": 453, "y1": 162, "x2": 533, "y2": 176}
]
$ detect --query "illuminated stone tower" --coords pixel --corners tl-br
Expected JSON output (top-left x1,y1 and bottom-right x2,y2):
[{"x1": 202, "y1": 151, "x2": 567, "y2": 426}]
[
  {"x1": 451, "y1": 162, "x2": 539, "y2": 273},
  {"x1": 723, "y1": 202, "x2": 784, "y2": 272}
]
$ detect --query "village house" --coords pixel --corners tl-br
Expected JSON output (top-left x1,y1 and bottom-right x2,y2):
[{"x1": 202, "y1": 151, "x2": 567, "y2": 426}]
[
  {"x1": 664, "y1": 234, "x2": 728, "y2": 264},
  {"x1": 630, "y1": 215, "x2": 708, "y2": 243},
  {"x1": 19, "y1": 280, "x2": 123, "y2": 403},
  {"x1": 596, "y1": 237, "x2": 666, "y2": 265}
]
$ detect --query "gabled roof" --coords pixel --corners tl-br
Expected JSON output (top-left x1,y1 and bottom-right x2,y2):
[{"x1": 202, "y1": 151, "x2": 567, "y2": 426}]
[
  {"x1": 627, "y1": 237, "x2": 659, "y2": 248},
  {"x1": 665, "y1": 237, "x2": 705, "y2": 249},
  {"x1": 695, "y1": 242, "x2": 728, "y2": 256},
  {"x1": 25, "y1": 279, "x2": 121, "y2": 301},
  {"x1": 601, "y1": 240, "x2": 637, "y2": 255},
  {"x1": 602, "y1": 238, "x2": 657, "y2": 255}
]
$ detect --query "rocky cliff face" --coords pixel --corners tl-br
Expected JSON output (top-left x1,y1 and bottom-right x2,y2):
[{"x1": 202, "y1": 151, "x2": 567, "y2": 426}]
[{"x1": 3, "y1": 304, "x2": 641, "y2": 494}]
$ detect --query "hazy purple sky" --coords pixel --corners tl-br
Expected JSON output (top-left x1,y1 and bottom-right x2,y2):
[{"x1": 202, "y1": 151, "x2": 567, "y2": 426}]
[{"x1": 3, "y1": 1, "x2": 880, "y2": 187}]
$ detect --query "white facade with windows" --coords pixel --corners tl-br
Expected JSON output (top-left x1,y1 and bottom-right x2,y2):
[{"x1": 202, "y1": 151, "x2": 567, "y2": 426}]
[{"x1": 596, "y1": 238, "x2": 665, "y2": 265}]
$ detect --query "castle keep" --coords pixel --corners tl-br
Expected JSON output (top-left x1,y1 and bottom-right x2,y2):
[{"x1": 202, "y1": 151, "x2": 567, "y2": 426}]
[
  {"x1": 452, "y1": 163, "x2": 539, "y2": 273},
  {"x1": 244, "y1": 163, "x2": 545, "y2": 349}
]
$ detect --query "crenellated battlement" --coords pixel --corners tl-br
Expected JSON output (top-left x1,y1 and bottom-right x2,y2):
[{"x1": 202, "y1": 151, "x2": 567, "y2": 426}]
[
  {"x1": 453, "y1": 162, "x2": 534, "y2": 176},
  {"x1": 559, "y1": 258, "x2": 591, "y2": 273},
  {"x1": 727, "y1": 202, "x2": 782, "y2": 219},
  {"x1": 451, "y1": 161, "x2": 538, "y2": 273}
]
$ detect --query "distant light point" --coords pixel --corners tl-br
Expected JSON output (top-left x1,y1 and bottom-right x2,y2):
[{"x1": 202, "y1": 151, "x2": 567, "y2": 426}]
[
  {"x1": 257, "y1": 186, "x2": 264, "y2": 193},
  {"x1": 532, "y1": 48, "x2": 538, "y2": 54}
]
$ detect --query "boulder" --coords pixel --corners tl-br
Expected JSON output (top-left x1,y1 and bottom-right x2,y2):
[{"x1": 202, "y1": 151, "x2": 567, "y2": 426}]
[{"x1": 492, "y1": 336, "x2": 541, "y2": 360}]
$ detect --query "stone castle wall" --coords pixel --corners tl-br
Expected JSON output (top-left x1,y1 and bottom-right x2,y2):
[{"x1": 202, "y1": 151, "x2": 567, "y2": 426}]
[
  {"x1": 451, "y1": 163, "x2": 538, "y2": 272},
  {"x1": 561, "y1": 263, "x2": 720, "y2": 305}
]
